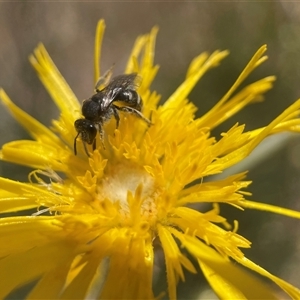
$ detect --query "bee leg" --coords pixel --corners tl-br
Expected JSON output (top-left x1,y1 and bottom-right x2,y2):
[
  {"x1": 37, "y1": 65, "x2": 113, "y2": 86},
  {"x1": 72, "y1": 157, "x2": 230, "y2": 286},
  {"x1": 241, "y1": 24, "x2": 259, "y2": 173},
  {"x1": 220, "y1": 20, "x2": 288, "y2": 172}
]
[
  {"x1": 98, "y1": 126, "x2": 106, "y2": 150},
  {"x1": 92, "y1": 139, "x2": 97, "y2": 151},
  {"x1": 116, "y1": 106, "x2": 152, "y2": 126},
  {"x1": 83, "y1": 141, "x2": 91, "y2": 157},
  {"x1": 112, "y1": 105, "x2": 120, "y2": 129}
]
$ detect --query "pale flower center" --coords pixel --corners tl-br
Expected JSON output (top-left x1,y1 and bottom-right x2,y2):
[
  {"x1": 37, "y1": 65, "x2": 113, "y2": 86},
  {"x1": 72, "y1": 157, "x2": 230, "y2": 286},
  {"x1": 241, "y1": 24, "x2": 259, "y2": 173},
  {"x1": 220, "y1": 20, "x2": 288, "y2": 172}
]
[{"x1": 96, "y1": 162, "x2": 159, "y2": 217}]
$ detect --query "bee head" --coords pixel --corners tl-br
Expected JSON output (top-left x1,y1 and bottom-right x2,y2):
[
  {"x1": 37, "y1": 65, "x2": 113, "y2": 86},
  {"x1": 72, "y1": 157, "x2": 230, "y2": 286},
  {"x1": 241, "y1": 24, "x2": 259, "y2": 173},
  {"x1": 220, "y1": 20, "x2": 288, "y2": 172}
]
[
  {"x1": 74, "y1": 119, "x2": 98, "y2": 156},
  {"x1": 74, "y1": 119, "x2": 97, "y2": 144}
]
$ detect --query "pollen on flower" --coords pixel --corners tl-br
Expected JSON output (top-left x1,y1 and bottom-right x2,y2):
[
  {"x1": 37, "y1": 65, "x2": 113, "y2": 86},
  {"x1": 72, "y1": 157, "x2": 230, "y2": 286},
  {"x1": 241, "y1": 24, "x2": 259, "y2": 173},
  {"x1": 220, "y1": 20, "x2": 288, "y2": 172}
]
[{"x1": 95, "y1": 160, "x2": 159, "y2": 220}]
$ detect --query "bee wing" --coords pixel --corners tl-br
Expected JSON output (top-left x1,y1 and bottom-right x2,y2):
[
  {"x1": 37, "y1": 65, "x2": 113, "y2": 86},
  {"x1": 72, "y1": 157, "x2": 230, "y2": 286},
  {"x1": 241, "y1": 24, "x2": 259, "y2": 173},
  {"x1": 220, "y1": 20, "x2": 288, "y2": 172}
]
[
  {"x1": 100, "y1": 73, "x2": 142, "y2": 110},
  {"x1": 105, "y1": 73, "x2": 142, "y2": 91},
  {"x1": 95, "y1": 66, "x2": 114, "y2": 91},
  {"x1": 100, "y1": 88, "x2": 122, "y2": 109}
]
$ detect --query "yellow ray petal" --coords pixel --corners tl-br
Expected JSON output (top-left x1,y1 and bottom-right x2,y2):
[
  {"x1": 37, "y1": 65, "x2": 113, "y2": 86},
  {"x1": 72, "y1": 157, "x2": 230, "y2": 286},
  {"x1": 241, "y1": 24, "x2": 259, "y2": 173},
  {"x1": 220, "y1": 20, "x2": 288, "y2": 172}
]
[
  {"x1": 60, "y1": 255, "x2": 102, "y2": 299},
  {"x1": 94, "y1": 19, "x2": 106, "y2": 83},
  {"x1": 1, "y1": 140, "x2": 68, "y2": 171},
  {"x1": 162, "y1": 50, "x2": 229, "y2": 111},
  {"x1": 180, "y1": 171, "x2": 249, "y2": 197},
  {"x1": 207, "y1": 99, "x2": 300, "y2": 172},
  {"x1": 173, "y1": 229, "x2": 299, "y2": 299},
  {"x1": 235, "y1": 256, "x2": 300, "y2": 299},
  {"x1": 200, "y1": 262, "x2": 247, "y2": 300},
  {"x1": 125, "y1": 34, "x2": 147, "y2": 74},
  {"x1": 0, "y1": 197, "x2": 37, "y2": 213},
  {"x1": 157, "y1": 224, "x2": 197, "y2": 299},
  {"x1": 0, "y1": 89, "x2": 64, "y2": 148},
  {"x1": 170, "y1": 207, "x2": 251, "y2": 251},
  {"x1": 199, "y1": 76, "x2": 276, "y2": 129},
  {"x1": 29, "y1": 44, "x2": 80, "y2": 123},
  {"x1": 100, "y1": 229, "x2": 154, "y2": 299},
  {"x1": 199, "y1": 45, "x2": 268, "y2": 124},
  {"x1": 139, "y1": 26, "x2": 159, "y2": 92},
  {"x1": 0, "y1": 216, "x2": 61, "y2": 257},
  {"x1": 26, "y1": 263, "x2": 72, "y2": 300},
  {"x1": 249, "y1": 98, "x2": 300, "y2": 151},
  {"x1": 238, "y1": 199, "x2": 300, "y2": 219},
  {"x1": 0, "y1": 178, "x2": 54, "y2": 213},
  {"x1": 199, "y1": 260, "x2": 278, "y2": 299},
  {"x1": 0, "y1": 242, "x2": 76, "y2": 299},
  {"x1": 60, "y1": 237, "x2": 120, "y2": 300},
  {"x1": 177, "y1": 186, "x2": 244, "y2": 205},
  {"x1": 140, "y1": 26, "x2": 158, "y2": 73}
]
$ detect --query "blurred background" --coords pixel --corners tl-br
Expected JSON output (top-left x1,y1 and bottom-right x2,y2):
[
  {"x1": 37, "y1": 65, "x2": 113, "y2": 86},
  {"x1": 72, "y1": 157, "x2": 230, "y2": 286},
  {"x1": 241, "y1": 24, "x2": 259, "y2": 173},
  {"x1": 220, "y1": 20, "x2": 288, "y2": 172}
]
[{"x1": 1, "y1": 2, "x2": 300, "y2": 299}]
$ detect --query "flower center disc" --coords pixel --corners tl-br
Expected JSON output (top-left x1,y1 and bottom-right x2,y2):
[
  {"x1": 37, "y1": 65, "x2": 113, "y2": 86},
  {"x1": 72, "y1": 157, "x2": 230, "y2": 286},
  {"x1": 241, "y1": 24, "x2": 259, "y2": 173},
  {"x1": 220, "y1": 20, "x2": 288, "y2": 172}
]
[{"x1": 97, "y1": 162, "x2": 159, "y2": 219}]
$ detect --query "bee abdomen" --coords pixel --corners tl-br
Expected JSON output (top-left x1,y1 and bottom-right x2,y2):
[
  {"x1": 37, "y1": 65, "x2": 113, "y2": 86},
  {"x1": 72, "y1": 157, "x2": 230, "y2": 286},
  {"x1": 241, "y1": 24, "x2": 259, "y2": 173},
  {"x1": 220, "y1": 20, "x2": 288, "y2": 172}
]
[{"x1": 116, "y1": 89, "x2": 143, "y2": 111}]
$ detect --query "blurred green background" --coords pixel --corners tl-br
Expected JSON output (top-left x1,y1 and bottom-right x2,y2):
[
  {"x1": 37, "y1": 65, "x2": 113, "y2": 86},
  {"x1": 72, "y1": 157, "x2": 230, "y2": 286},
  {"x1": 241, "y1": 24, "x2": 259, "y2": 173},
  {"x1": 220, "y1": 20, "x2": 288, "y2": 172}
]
[{"x1": 1, "y1": 2, "x2": 300, "y2": 299}]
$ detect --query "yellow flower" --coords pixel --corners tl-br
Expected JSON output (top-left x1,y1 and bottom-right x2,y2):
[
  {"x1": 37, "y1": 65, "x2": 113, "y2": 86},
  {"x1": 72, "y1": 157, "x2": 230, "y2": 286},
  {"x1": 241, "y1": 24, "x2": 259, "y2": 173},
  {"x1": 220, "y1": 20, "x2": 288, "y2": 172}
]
[{"x1": 1, "y1": 19, "x2": 300, "y2": 299}]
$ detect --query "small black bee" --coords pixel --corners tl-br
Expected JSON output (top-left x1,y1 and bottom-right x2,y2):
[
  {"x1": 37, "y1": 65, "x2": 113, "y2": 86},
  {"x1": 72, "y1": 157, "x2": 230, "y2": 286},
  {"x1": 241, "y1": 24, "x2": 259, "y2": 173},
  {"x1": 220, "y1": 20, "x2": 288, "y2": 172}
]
[{"x1": 74, "y1": 72, "x2": 151, "y2": 156}]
